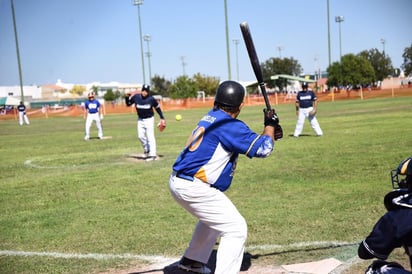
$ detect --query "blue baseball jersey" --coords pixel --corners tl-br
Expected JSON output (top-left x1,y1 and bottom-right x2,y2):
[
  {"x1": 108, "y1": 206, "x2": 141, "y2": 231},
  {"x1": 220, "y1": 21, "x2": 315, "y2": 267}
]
[
  {"x1": 173, "y1": 108, "x2": 274, "y2": 192},
  {"x1": 296, "y1": 90, "x2": 317, "y2": 108},
  {"x1": 85, "y1": 99, "x2": 101, "y2": 114},
  {"x1": 125, "y1": 94, "x2": 164, "y2": 119}
]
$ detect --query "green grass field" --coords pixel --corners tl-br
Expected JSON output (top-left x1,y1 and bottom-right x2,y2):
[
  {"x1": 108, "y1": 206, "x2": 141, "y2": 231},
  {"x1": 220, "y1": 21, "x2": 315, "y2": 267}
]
[{"x1": 1, "y1": 96, "x2": 412, "y2": 273}]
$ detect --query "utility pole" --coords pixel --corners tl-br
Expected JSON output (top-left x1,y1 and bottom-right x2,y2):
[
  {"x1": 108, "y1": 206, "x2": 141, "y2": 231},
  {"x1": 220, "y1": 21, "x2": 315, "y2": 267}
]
[
  {"x1": 233, "y1": 39, "x2": 240, "y2": 81},
  {"x1": 180, "y1": 56, "x2": 187, "y2": 76},
  {"x1": 133, "y1": 0, "x2": 146, "y2": 84},
  {"x1": 224, "y1": 0, "x2": 231, "y2": 79},
  {"x1": 11, "y1": 0, "x2": 24, "y2": 102}
]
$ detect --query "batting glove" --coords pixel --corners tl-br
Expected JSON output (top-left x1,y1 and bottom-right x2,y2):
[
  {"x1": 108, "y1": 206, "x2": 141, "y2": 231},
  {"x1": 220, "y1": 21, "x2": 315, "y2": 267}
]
[{"x1": 263, "y1": 108, "x2": 279, "y2": 127}]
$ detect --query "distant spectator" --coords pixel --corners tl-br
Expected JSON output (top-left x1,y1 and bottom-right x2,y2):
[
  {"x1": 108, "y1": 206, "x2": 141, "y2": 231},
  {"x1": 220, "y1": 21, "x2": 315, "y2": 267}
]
[{"x1": 41, "y1": 105, "x2": 49, "y2": 118}]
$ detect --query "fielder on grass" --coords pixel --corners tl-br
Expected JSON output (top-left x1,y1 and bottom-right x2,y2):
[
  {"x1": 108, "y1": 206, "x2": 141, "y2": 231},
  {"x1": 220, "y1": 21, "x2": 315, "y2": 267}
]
[
  {"x1": 17, "y1": 101, "x2": 30, "y2": 126},
  {"x1": 125, "y1": 84, "x2": 165, "y2": 161},
  {"x1": 83, "y1": 92, "x2": 103, "y2": 141},
  {"x1": 293, "y1": 82, "x2": 323, "y2": 137}
]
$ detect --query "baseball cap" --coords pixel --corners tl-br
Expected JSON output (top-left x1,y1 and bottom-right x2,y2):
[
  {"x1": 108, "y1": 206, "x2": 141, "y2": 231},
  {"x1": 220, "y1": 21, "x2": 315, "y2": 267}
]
[{"x1": 142, "y1": 84, "x2": 150, "y2": 92}]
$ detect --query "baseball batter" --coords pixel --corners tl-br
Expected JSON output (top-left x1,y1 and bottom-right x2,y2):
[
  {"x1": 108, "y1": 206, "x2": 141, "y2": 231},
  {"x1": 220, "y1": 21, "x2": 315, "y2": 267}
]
[
  {"x1": 169, "y1": 81, "x2": 282, "y2": 274},
  {"x1": 358, "y1": 156, "x2": 412, "y2": 274},
  {"x1": 125, "y1": 84, "x2": 165, "y2": 161},
  {"x1": 83, "y1": 92, "x2": 103, "y2": 140},
  {"x1": 293, "y1": 82, "x2": 323, "y2": 137},
  {"x1": 17, "y1": 101, "x2": 30, "y2": 126}
]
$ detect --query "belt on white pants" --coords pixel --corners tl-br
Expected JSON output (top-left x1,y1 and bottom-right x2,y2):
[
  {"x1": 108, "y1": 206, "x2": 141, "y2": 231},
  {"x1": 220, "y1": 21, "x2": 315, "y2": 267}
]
[{"x1": 172, "y1": 171, "x2": 209, "y2": 185}]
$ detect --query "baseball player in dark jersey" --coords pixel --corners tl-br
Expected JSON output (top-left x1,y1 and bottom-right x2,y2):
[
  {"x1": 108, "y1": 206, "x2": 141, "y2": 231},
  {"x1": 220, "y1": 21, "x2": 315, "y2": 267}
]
[
  {"x1": 169, "y1": 81, "x2": 283, "y2": 274},
  {"x1": 358, "y1": 156, "x2": 412, "y2": 274},
  {"x1": 125, "y1": 84, "x2": 165, "y2": 161},
  {"x1": 17, "y1": 101, "x2": 30, "y2": 125},
  {"x1": 293, "y1": 82, "x2": 323, "y2": 137},
  {"x1": 83, "y1": 92, "x2": 103, "y2": 140}
]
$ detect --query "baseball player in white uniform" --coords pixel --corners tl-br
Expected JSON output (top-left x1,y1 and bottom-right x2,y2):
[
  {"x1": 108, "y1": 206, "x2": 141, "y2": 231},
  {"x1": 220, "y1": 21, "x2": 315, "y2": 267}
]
[
  {"x1": 83, "y1": 92, "x2": 103, "y2": 140},
  {"x1": 17, "y1": 101, "x2": 30, "y2": 126},
  {"x1": 169, "y1": 81, "x2": 283, "y2": 274},
  {"x1": 293, "y1": 82, "x2": 323, "y2": 137}
]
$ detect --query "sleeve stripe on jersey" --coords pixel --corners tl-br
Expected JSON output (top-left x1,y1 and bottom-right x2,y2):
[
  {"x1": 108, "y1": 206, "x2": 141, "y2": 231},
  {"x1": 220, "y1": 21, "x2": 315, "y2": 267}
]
[{"x1": 245, "y1": 135, "x2": 261, "y2": 157}]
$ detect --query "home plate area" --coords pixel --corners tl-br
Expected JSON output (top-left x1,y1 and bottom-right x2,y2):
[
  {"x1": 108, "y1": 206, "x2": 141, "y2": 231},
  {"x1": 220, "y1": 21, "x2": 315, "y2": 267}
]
[{"x1": 101, "y1": 255, "x2": 345, "y2": 274}]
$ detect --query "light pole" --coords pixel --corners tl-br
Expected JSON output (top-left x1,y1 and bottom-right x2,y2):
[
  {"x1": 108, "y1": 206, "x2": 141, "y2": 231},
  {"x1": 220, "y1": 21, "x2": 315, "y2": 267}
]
[
  {"x1": 180, "y1": 56, "x2": 187, "y2": 76},
  {"x1": 276, "y1": 45, "x2": 284, "y2": 58},
  {"x1": 224, "y1": 0, "x2": 231, "y2": 79},
  {"x1": 232, "y1": 39, "x2": 240, "y2": 81},
  {"x1": 327, "y1": 0, "x2": 331, "y2": 67},
  {"x1": 11, "y1": 0, "x2": 24, "y2": 101},
  {"x1": 144, "y1": 34, "x2": 152, "y2": 85},
  {"x1": 380, "y1": 38, "x2": 386, "y2": 56},
  {"x1": 133, "y1": 0, "x2": 146, "y2": 84},
  {"x1": 335, "y1": 15, "x2": 344, "y2": 62}
]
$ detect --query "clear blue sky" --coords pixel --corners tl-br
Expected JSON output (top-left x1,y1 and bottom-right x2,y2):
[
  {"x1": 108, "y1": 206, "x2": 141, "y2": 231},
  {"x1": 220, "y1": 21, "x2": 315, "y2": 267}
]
[{"x1": 0, "y1": 0, "x2": 411, "y2": 86}]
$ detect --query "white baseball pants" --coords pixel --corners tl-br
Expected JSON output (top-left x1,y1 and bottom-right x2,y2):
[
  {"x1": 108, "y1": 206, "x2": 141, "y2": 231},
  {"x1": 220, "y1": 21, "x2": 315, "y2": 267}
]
[
  {"x1": 137, "y1": 116, "x2": 157, "y2": 157},
  {"x1": 85, "y1": 113, "x2": 103, "y2": 139},
  {"x1": 169, "y1": 174, "x2": 247, "y2": 274},
  {"x1": 18, "y1": 112, "x2": 30, "y2": 125},
  {"x1": 293, "y1": 107, "x2": 323, "y2": 137}
]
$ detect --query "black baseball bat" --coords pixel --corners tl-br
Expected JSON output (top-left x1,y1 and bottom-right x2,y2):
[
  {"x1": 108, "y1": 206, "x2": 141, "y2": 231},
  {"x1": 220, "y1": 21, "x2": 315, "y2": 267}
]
[{"x1": 240, "y1": 21, "x2": 271, "y2": 110}]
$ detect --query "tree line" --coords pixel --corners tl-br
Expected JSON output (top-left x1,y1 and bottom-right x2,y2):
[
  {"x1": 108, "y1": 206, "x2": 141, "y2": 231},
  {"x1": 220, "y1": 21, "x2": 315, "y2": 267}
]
[{"x1": 75, "y1": 43, "x2": 412, "y2": 101}]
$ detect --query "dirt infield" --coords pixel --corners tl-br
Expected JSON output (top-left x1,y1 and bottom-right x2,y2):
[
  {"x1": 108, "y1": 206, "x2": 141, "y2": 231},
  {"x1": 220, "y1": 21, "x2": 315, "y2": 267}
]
[
  {"x1": 100, "y1": 260, "x2": 286, "y2": 274},
  {"x1": 98, "y1": 254, "x2": 354, "y2": 274}
]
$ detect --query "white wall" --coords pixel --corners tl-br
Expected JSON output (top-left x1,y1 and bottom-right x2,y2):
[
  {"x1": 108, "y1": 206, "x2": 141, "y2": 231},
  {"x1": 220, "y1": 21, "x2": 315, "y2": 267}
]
[{"x1": 0, "y1": 85, "x2": 42, "y2": 99}]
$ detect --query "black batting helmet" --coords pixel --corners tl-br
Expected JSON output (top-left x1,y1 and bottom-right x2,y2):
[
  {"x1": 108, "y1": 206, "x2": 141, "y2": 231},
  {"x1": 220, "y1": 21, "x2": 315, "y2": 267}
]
[
  {"x1": 302, "y1": 82, "x2": 309, "y2": 89},
  {"x1": 214, "y1": 81, "x2": 245, "y2": 108}
]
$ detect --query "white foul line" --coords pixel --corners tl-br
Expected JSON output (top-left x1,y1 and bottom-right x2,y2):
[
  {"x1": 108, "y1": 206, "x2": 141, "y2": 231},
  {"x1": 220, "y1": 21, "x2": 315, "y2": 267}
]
[
  {"x1": 0, "y1": 250, "x2": 176, "y2": 264},
  {"x1": 0, "y1": 241, "x2": 358, "y2": 263}
]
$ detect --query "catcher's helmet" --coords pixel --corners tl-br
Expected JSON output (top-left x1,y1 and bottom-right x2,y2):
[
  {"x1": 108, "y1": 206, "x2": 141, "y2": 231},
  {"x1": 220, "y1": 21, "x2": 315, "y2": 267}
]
[
  {"x1": 391, "y1": 156, "x2": 412, "y2": 190},
  {"x1": 302, "y1": 82, "x2": 309, "y2": 89},
  {"x1": 142, "y1": 84, "x2": 150, "y2": 93},
  {"x1": 214, "y1": 81, "x2": 245, "y2": 107}
]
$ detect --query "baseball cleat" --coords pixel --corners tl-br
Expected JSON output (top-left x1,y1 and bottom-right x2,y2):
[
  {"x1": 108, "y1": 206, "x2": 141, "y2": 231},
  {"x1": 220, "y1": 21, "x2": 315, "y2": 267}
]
[{"x1": 177, "y1": 262, "x2": 211, "y2": 274}]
